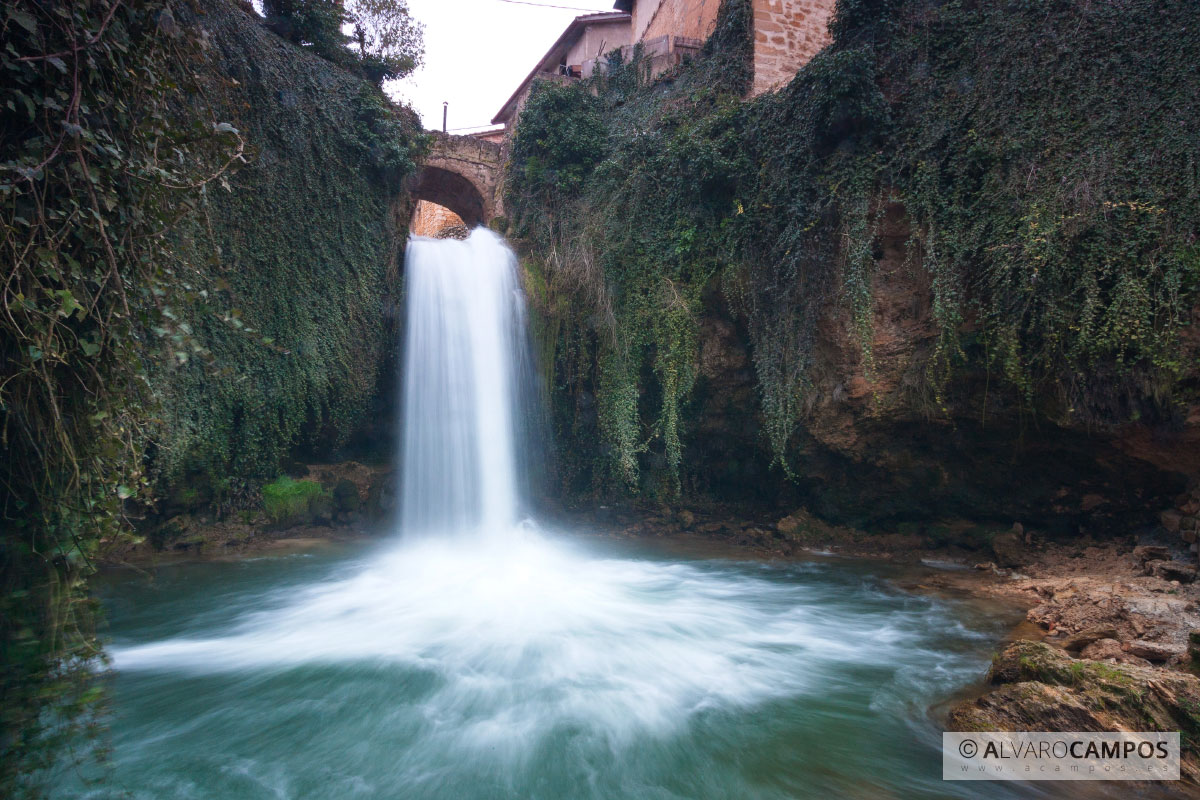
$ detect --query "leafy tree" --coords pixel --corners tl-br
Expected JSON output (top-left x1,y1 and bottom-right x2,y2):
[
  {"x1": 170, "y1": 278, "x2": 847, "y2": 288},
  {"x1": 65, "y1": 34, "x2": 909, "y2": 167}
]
[
  {"x1": 263, "y1": 0, "x2": 351, "y2": 65},
  {"x1": 263, "y1": 0, "x2": 423, "y2": 84},
  {"x1": 348, "y1": 0, "x2": 424, "y2": 83}
]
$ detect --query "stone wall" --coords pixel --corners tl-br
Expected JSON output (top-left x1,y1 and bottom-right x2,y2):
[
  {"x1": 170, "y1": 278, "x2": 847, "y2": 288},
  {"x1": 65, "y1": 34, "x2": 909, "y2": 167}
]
[
  {"x1": 412, "y1": 132, "x2": 504, "y2": 225},
  {"x1": 750, "y1": 0, "x2": 835, "y2": 96},
  {"x1": 627, "y1": 0, "x2": 834, "y2": 96},
  {"x1": 410, "y1": 200, "x2": 465, "y2": 237},
  {"x1": 632, "y1": 0, "x2": 721, "y2": 43}
]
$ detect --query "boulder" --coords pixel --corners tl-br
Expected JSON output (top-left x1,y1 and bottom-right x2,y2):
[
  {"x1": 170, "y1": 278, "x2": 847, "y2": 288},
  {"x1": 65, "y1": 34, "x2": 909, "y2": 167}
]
[
  {"x1": 948, "y1": 640, "x2": 1200, "y2": 782},
  {"x1": 1132, "y1": 544, "x2": 1170, "y2": 565},
  {"x1": 776, "y1": 514, "x2": 803, "y2": 536},
  {"x1": 1162, "y1": 509, "x2": 1184, "y2": 532},
  {"x1": 1145, "y1": 559, "x2": 1197, "y2": 583},
  {"x1": 1079, "y1": 638, "x2": 1151, "y2": 666},
  {"x1": 1053, "y1": 625, "x2": 1119, "y2": 652},
  {"x1": 677, "y1": 509, "x2": 695, "y2": 529},
  {"x1": 309, "y1": 491, "x2": 333, "y2": 525},
  {"x1": 990, "y1": 530, "x2": 1026, "y2": 568},
  {"x1": 1125, "y1": 639, "x2": 1187, "y2": 662}
]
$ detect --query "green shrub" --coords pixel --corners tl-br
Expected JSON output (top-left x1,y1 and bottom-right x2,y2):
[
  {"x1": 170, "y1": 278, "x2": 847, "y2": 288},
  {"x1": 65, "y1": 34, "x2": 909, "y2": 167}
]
[{"x1": 261, "y1": 477, "x2": 328, "y2": 523}]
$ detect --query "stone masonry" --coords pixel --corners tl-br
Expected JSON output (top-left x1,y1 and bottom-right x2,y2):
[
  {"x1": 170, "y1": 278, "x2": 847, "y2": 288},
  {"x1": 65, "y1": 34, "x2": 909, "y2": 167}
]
[
  {"x1": 410, "y1": 200, "x2": 465, "y2": 237},
  {"x1": 750, "y1": 0, "x2": 836, "y2": 96}
]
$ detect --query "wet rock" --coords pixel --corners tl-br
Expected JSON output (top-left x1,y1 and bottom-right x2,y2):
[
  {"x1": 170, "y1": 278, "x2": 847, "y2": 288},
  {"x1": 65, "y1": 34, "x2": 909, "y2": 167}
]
[
  {"x1": 776, "y1": 513, "x2": 803, "y2": 536},
  {"x1": 990, "y1": 530, "x2": 1026, "y2": 568},
  {"x1": 1162, "y1": 510, "x2": 1184, "y2": 532},
  {"x1": 677, "y1": 509, "x2": 695, "y2": 529},
  {"x1": 1146, "y1": 559, "x2": 1197, "y2": 583},
  {"x1": 1052, "y1": 625, "x2": 1119, "y2": 652},
  {"x1": 1125, "y1": 639, "x2": 1187, "y2": 662},
  {"x1": 365, "y1": 473, "x2": 396, "y2": 519},
  {"x1": 947, "y1": 640, "x2": 1200, "y2": 781}
]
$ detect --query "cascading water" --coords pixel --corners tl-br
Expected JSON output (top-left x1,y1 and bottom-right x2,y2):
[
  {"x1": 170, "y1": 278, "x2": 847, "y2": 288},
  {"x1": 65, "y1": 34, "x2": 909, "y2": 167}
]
[
  {"x1": 398, "y1": 230, "x2": 533, "y2": 535},
  {"x1": 92, "y1": 230, "x2": 1076, "y2": 800}
]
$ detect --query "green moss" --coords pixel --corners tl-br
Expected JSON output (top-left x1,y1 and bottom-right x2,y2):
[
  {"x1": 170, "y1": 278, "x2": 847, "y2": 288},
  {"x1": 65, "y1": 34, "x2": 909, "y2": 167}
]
[{"x1": 261, "y1": 477, "x2": 329, "y2": 524}]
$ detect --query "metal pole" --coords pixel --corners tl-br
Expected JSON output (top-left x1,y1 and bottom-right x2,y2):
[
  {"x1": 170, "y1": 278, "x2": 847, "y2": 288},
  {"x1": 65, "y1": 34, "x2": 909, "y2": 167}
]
[{"x1": 442, "y1": 102, "x2": 448, "y2": 133}]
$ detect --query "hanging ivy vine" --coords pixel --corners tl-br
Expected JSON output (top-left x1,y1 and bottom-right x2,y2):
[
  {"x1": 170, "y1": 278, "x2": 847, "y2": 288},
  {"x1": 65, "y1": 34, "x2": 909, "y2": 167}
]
[
  {"x1": 0, "y1": 0, "x2": 243, "y2": 792},
  {"x1": 506, "y1": 0, "x2": 1200, "y2": 499}
]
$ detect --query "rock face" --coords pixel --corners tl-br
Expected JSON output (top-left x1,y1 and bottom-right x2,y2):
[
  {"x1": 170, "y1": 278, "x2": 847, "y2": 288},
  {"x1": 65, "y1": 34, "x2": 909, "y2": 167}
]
[
  {"x1": 657, "y1": 200, "x2": 1189, "y2": 531},
  {"x1": 948, "y1": 641, "x2": 1200, "y2": 783}
]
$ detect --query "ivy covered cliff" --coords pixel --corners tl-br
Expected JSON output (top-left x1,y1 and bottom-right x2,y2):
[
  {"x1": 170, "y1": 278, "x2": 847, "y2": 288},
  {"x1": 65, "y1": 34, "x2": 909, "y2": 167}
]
[
  {"x1": 154, "y1": 0, "x2": 422, "y2": 490},
  {"x1": 0, "y1": 0, "x2": 420, "y2": 791},
  {"x1": 506, "y1": 0, "x2": 1200, "y2": 532}
]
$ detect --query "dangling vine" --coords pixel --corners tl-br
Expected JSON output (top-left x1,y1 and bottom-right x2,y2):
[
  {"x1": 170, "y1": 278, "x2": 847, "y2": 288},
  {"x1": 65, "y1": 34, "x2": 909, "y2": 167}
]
[{"x1": 505, "y1": 0, "x2": 1200, "y2": 501}]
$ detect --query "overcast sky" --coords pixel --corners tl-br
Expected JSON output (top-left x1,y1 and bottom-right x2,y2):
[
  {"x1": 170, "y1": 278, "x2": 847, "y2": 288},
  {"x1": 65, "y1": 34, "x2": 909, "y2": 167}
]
[{"x1": 389, "y1": 0, "x2": 616, "y2": 132}]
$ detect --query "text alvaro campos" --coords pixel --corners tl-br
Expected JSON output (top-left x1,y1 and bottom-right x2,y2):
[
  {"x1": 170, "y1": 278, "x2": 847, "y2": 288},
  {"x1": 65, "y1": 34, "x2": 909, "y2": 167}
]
[{"x1": 943, "y1": 732, "x2": 1179, "y2": 781}]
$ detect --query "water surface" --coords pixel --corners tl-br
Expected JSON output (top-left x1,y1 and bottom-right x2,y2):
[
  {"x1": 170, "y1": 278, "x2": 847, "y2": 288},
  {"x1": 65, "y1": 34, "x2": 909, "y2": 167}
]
[{"x1": 73, "y1": 531, "x2": 1080, "y2": 799}]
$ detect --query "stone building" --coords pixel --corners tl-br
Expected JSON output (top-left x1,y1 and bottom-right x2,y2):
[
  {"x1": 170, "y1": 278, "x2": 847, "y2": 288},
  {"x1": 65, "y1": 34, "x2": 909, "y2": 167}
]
[
  {"x1": 492, "y1": 11, "x2": 632, "y2": 128},
  {"x1": 616, "y1": 0, "x2": 835, "y2": 95},
  {"x1": 492, "y1": 1, "x2": 836, "y2": 132}
]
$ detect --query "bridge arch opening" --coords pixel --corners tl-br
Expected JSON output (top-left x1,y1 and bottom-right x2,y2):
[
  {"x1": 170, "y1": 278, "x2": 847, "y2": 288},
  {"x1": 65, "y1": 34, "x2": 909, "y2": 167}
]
[
  {"x1": 410, "y1": 200, "x2": 465, "y2": 238},
  {"x1": 409, "y1": 165, "x2": 487, "y2": 228}
]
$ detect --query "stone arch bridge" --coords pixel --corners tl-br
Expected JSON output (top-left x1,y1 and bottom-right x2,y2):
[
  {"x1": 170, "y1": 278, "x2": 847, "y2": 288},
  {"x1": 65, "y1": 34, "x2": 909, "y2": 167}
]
[{"x1": 408, "y1": 133, "x2": 504, "y2": 228}]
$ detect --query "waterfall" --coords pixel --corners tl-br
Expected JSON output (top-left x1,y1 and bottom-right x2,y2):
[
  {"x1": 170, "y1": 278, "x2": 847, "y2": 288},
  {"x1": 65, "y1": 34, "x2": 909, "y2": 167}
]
[
  {"x1": 105, "y1": 230, "x2": 1007, "y2": 800},
  {"x1": 399, "y1": 229, "x2": 534, "y2": 535}
]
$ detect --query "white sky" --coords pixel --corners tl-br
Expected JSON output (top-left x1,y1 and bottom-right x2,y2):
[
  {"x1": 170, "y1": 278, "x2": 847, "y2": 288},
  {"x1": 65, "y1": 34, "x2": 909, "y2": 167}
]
[{"x1": 389, "y1": 0, "x2": 616, "y2": 132}]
